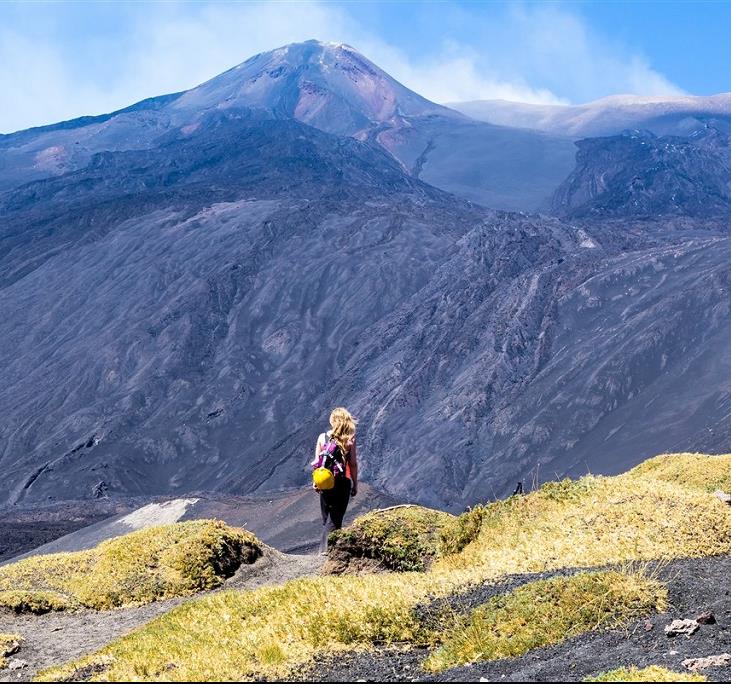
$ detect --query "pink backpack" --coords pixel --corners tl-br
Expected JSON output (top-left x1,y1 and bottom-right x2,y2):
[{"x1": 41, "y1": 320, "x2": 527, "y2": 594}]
[{"x1": 311, "y1": 432, "x2": 347, "y2": 478}]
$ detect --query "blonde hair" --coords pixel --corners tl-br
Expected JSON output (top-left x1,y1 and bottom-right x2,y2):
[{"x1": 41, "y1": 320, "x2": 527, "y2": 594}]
[{"x1": 329, "y1": 407, "x2": 357, "y2": 453}]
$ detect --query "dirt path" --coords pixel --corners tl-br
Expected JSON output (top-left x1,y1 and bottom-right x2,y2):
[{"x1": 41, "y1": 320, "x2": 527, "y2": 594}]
[
  {"x1": 310, "y1": 555, "x2": 731, "y2": 682},
  {"x1": 0, "y1": 549, "x2": 324, "y2": 682}
]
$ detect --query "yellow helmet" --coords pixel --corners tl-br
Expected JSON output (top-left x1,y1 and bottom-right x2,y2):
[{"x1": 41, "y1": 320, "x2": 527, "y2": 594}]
[{"x1": 313, "y1": 467, "x2": 335, "y2": 491}]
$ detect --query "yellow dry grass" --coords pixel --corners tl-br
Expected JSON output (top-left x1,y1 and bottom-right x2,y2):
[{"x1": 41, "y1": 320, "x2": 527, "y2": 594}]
[
  {"x1": 0, "y1": 520, "x2": 260, "y2": 612},
  {"x1": 37, "y1": 454, "x2": 731, "y2": 682},
  {"x1": 437, "y1": 472, "x2": 731, "y2": 577},
  {"x1": 586, "y1": 665, "x2": 707, "y2": 682},
  {"x1": 425, "y1": 571, "x2": 667, "y2": 672},
  {"x1": 328, "y1": 505, "x2": 454, "y2": 572},
  {"x1": 37, "y1": 572, "x2": 462, "y2": 681},
  {"x1": 0, "y1": 633, "x2": 22, "y2": 669},
  {"x1": 629, "y1": 452, "x2": 731, "y2": 493}
]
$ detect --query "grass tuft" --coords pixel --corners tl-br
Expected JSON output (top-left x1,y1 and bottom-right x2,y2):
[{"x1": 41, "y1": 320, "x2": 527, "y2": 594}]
[
  {"x1": 439, "y1": 505, "x2": 486, "y2": 556},
  {"x1": 424, "y1": 571, "x2": 667, "y2": 672},
  {"x1": 0, "y1": 590, "x2": 70, "y2": 614},
  {"x1": 326, "y1": 506, "x2": 454, "y2": 573},
  {"x1": 0, "y1": 633, "x2": 22, "y2": 669},
  {"x1": 0, "y1": 520, "x2": 260, "y2": 612},
  {"x1": 585, "y1": 665, "x2": 707, "y2": 682}
]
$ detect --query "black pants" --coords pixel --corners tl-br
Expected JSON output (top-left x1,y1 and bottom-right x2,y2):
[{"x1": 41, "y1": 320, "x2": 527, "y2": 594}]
[{"x1": 319, "y1": 477, "x2": 351, "y2": 554}]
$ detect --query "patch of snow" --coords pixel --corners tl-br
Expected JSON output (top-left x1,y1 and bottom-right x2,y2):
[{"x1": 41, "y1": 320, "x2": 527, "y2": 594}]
[{"x1": 117, "y1": 499, "x2": 199, "y2": 531}]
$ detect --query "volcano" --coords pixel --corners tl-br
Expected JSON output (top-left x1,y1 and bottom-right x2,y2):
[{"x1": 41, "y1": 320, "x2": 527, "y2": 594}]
[
  {"x1": 3, "y1": 42, "x2": 731, "y2": 512},
  {"x1": 0, "y1": 40, "x2": 575, "y2": 211}
]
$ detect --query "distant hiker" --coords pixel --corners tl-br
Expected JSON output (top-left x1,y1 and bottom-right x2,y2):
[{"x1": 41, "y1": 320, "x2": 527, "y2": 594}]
[{"x1": 312, "y1": 407, "x2": 359, "y2": 555}]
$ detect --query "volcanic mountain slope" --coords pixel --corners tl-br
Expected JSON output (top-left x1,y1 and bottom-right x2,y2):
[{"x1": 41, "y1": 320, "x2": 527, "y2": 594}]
[
  {"x1": 319, "y1": 217, "x2": 731, "y2": 507},
  {"x1": 0, "y1": 108, "x2": 490, "y2": 508},
  {"x1": 552, "y1": 127, "x2": 731, "y2": 218},
  {"x1": 5, "y1": 44, "x2": 731, "y2": 511},
  {"x1": 0, "y1": 41, "x2": 576, "y2": 211},
  {"x1": 450, "y1": 93, "x2": 731, "y2": 138},
  {"x1": 4, "y1": 104, "x2": 731, "y2": 512},
  {"x1": 0, "y1": 108, "x2": 428, "y2": 287}
]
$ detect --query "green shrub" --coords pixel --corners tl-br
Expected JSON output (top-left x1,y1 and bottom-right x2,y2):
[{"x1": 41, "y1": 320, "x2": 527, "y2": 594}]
[{"x1": 0, "y1": 590, "x2": 71, "y2": 614}]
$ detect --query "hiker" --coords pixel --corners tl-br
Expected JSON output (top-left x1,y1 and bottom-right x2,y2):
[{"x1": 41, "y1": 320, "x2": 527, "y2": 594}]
[{"x1": 312, "y1": 407, "x2": 359, "y2": 554}]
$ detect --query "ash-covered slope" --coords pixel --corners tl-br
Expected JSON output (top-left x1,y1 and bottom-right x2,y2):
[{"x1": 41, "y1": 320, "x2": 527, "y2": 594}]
[
  {"x1": 316, "y1": 217, "x2": 731, "y2": 508},
  {"x1": 0, "y1": 108, "x2": 486, "y2": 508},
  {"x1": 5, "y1": 106, "x2": 731, "y2": 512},
  {"x1": 172, "y1": 40, "x2": 453, "y2": 135},
  {"x1": 450, "y1": 93, "x2": 731, "y2": 138},
  {"x1": 5, "y1": 47, "x2": 731, "y2": 512},
  {"x1": 552, "y1": 128, "x2": 731, "y2": 218},
  {"x1": 0, "y1": 41, "x2": 575, "y2": 211}
]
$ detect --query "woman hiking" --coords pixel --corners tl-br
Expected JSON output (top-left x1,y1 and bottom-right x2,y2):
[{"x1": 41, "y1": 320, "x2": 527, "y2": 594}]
[{"x1": 312, "y1": 407, "x2": 359, "y2": 555}]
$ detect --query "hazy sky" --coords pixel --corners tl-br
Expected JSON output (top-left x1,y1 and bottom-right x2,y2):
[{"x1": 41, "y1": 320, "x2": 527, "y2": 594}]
[{"x1": 1, "y1": 0, "x2": 730, "y2": 134}]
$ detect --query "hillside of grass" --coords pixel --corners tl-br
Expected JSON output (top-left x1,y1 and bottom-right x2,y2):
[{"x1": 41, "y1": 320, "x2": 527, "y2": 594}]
[
  {"x1": 37, "y1": 453, "x2": 731, "y2": 681},
  {"x1": 0, "y1": 520, "x2": 260, "y2": 612},
  {"x1": 629, "y1": 452, "x2": 731, "y2": 493}
]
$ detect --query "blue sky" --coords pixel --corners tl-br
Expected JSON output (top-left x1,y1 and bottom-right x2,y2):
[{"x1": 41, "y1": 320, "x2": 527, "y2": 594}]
[{"x1": 1, "y1": 1, "x2": 730, "y2": 133}]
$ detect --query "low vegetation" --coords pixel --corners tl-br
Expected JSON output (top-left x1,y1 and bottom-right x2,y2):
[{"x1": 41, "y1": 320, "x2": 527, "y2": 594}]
[
  {"x1": 39, "y1": 568, "x2": 666, "y2": 682},
  {"x1": 425, "y1": 571, "x2": 667, "y2": 672},
  {"x1": 38, "y1": 453, "x2": 731, "y2": 681},
  {"x1": 0, "y1": 633, "x2": 22, "y2": 669},
  {"x1": 0, "y1": 520, "x2": 260, "y2": 612},
  {"x1": 37, "y1": 573, "x2": 452, "y2": 681},
  {"x1": 629, "y1": 452, "x2": 731, "y2": 494},
  {"x1": 439, "y1": 504, "x2": 486, "y2": 556},
  {"x1": 0, "y1": 590, "x2": 70, "y2": 614},
  {"x1": 440, "y1": 466, "x2": 731, "y2": 577},
  {"x1": 326, "y1": 505, "x2": 454, "y2": 572},
  {"x1": 585, "y1": 665, "x2": 707, "y2": 682},
  {"x1": 326, "y1": 502, "x2": 491, "y2": 574}
]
